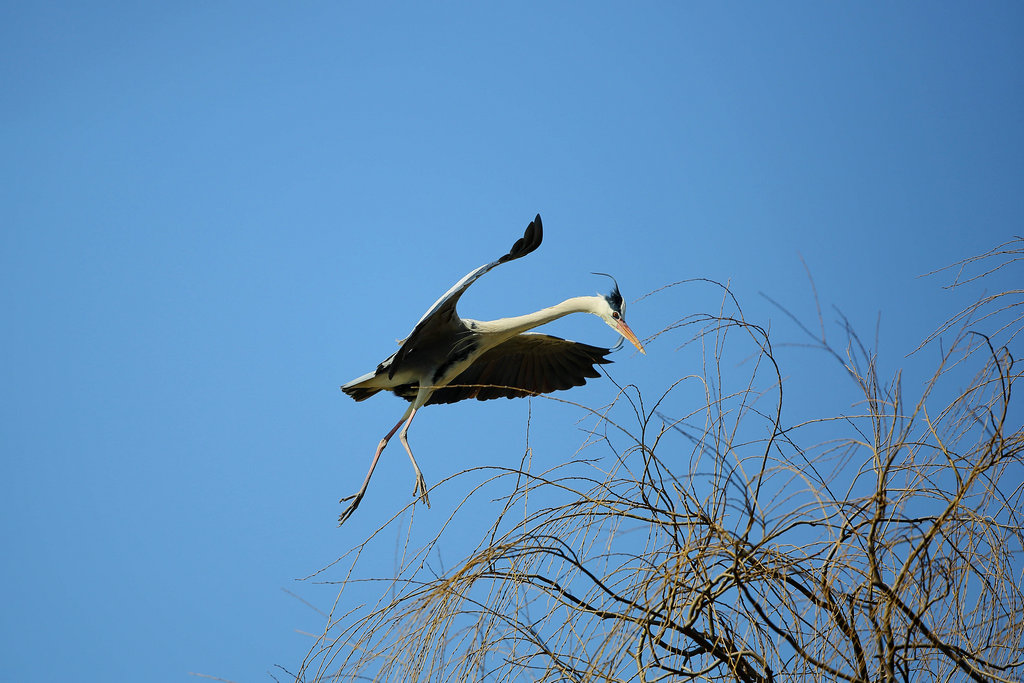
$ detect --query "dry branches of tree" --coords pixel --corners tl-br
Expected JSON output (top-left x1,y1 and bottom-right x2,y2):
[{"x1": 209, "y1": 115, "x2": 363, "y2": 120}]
[{"x1": 294, "y1": 240, "x2": 1024, "y2": 682}]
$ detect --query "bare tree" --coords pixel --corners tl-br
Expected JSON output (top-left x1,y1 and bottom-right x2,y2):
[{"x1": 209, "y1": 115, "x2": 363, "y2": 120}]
[{"x1": 293, "y1": 240, "x2": 1024, "y2": 682}]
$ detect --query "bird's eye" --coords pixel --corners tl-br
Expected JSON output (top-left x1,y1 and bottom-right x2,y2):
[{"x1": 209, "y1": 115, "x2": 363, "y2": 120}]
[{"x1": 611, "y1": 311, "x2": 620, "y2": 320}]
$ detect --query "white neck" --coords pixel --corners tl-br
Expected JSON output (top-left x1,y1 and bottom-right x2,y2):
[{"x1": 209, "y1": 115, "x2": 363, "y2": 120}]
[{"x1": 470, "y1": 296, "x2": 603, "y2": 342}]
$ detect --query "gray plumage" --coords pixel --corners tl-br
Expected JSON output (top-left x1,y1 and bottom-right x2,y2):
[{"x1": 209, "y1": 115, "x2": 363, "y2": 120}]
[{"x1": 337, "y1": 214, "x2": 645, "y2": 525}]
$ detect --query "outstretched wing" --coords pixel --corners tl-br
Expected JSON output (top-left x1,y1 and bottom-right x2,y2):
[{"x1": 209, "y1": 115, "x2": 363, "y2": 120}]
[
  {"x1": 387, "y1": 214, "x2": 544, "y2": 378},
  {"x1": 425, "y1": 333, "x2": 611, "y2": 405}
]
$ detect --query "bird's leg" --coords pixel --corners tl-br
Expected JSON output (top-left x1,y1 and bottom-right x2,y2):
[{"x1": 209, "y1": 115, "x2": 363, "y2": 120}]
[
  {"x1": 338, "y1": 407, "x2": 411, "y2": 525},
  {"x1": 398, "y1": 408, "x2": 430, "y2": 507}
]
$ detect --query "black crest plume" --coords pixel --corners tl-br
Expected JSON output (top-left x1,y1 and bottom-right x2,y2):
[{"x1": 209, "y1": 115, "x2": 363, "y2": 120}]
[{"x1": 592, "y1": 272, "x2": 624, "y2": 315}]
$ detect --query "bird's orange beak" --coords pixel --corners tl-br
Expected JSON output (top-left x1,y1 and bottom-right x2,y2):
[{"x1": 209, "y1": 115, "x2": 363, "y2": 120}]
[{"x1": 616, "y1": 320, "x2": 646, "y2": 355}]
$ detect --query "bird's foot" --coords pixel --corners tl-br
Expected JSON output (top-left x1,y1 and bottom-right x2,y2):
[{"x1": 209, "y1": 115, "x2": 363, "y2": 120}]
[
  {"x1": 338, "y1": 492, "x2": 363, "y2": 526},
  {"x1": 413, "y1": 475, "x2": 431, "y2": 509}
]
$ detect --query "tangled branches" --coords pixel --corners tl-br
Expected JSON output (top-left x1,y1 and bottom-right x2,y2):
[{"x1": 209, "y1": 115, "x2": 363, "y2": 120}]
[{"x1": 295, "y1": 241, "x2": 1024, "y2": 682}]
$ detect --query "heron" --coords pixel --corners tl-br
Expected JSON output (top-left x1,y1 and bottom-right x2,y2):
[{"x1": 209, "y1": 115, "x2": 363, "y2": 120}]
[{"x1": 338, "y1": 214, "x2": 645, "y2": 524}]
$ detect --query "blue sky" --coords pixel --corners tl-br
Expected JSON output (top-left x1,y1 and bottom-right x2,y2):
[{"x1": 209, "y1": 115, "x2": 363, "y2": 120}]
[{"x1": 2, "y1": 3, "x2": 1022, "y2": 682}]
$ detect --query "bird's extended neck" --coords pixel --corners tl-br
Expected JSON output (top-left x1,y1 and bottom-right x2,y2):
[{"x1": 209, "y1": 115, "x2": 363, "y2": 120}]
[{"x1": 470, "y1": 296, "x2": 601, "y2": 342}]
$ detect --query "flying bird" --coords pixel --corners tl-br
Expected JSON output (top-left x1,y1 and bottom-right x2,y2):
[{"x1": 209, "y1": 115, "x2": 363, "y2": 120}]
[{"x1": 338, "y1": 214, "x2": 645, "y2": 524}]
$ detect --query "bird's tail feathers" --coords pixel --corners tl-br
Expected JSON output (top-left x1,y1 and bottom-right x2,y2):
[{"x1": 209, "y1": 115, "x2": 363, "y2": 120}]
[
  {"x1": 341, "y1": 370, "x2": 384, "y2": 402},
  {"x1": 341, "y1": 385, "x2": 381, "y2": 401}
]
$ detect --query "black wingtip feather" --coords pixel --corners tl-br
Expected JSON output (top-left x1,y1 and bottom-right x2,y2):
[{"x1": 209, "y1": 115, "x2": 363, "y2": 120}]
[{"x1": 499, "y1": 214, "x2": 543, "y2": 264}]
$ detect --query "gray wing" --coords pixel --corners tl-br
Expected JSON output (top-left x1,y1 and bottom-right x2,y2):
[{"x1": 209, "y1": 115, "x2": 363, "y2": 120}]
[
  {"x1": 425, "y1": 333, "x2": 611, "y2": 405},
  {"x1": 387, "y1": 214, "x2": 543, "y2": 378}
]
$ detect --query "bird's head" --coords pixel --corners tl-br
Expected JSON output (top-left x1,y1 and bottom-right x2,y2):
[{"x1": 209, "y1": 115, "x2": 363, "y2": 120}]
[{"x1": 592, "y1": 273, "x2": 646, "y2": 355}]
